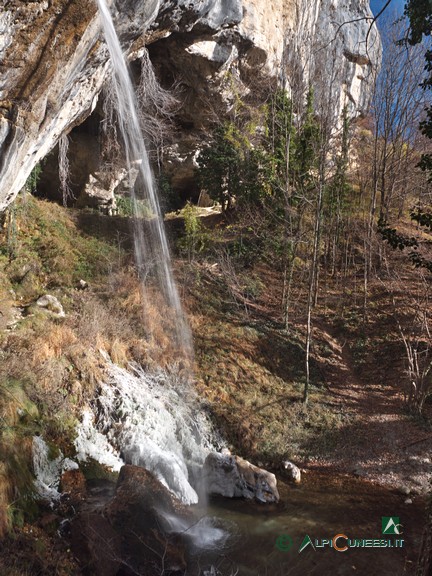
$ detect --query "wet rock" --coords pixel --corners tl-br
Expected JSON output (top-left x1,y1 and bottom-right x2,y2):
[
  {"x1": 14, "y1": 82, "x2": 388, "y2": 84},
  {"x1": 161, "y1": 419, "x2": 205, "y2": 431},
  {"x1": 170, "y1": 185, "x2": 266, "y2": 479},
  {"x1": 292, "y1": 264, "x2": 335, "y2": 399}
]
[
  {"x1": 105, "y1": 465, "x2": 189, "y2": 576},
  {"x1": 202, "y1": 452, "x2": 279, "y2": 503},
  {"x1": 60, "y1": 469, "x2": 86, "y2": 503},
  {"x1": 281, "y1": 460, "x2": 301, "y2": 484},
  {"x1": 36, "y1": 294, "x2": 65, "y2": 317},
  {"x1": 70, "y1": 512, "x2": 121, "y2": 576}
]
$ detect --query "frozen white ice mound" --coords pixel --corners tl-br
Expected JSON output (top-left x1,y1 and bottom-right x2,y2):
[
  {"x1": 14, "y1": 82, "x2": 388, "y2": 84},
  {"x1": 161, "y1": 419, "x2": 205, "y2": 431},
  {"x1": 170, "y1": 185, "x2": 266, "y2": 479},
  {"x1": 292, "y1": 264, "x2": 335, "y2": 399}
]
[
  {"x1": 74, "y1": 409, "x2": 124, "y2": 472},
  {"x1": 75, "y1": 361, "x2": 222, "y2": 504},
  {"x1": 32, "y1": 436, "x2": 79, "y2": 500}
]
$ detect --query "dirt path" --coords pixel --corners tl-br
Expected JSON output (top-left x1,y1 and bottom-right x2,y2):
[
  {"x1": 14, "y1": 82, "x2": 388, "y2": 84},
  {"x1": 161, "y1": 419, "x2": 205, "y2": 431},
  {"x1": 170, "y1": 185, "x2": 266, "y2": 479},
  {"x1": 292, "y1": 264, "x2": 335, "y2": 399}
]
[{"x1": 310, "y1": 322, "x2": 432, "y2": 496}]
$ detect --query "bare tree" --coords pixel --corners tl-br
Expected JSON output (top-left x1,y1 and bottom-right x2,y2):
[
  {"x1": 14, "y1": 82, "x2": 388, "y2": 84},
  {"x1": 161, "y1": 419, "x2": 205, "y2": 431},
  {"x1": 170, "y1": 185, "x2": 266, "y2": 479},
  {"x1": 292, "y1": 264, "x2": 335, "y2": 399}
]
[
  {"x1": 382, "y1": 266, "x2": 432, "y2": 413},
  {"x1": 357, "y1": 13, "x2": 430, "y2": 318}
]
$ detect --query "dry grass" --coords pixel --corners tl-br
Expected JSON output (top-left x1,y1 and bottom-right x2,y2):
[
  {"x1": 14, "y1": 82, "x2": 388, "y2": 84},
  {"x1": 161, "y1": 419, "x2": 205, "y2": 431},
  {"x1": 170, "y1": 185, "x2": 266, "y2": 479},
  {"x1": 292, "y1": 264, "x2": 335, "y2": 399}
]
[
  {"x1": 33, "y1": 324, "x2": 77, "y2": 362},
  {"x1": 0, "y1": 379, "x2": 38, "y2": 537},
  {"x1": 0, "y1": 460, "x2": 13, "y2": 537}
]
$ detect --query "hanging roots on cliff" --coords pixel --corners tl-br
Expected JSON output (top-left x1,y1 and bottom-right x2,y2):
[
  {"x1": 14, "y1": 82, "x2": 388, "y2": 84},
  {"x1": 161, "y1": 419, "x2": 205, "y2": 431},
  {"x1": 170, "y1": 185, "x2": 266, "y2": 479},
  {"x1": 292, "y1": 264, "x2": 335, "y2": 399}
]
[
  {"x1": 58, "y1": 134, "x2": 74, "y2": 207},
  {"x1": 100, "y1": 48, "x2": 178, "y2": 170},
  {"x1": 136, "y1": 48, "x2": 179, "y2": 165}
]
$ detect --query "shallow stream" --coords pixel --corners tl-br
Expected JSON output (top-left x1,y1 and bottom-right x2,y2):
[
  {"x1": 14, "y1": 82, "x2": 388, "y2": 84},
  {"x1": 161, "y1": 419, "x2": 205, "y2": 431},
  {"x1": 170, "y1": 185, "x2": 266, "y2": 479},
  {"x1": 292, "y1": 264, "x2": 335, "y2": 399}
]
[
  {"x1": 196, "y1": 473, "x2": 424, "y2": 575},
  {"x1": 85, "y1": 471, "x2": 425, "y2": 576}
]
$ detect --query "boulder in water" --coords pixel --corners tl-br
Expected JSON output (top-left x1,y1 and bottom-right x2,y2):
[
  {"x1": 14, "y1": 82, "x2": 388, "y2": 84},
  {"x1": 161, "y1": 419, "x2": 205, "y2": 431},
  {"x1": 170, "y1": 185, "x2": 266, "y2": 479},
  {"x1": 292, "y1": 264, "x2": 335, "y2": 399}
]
[
  {"x1": 104, "y1": 465, "x2": 189, "y2": 575},
  {"x1": 202, "y1": 452, "x2": 279, "y2": 503}
]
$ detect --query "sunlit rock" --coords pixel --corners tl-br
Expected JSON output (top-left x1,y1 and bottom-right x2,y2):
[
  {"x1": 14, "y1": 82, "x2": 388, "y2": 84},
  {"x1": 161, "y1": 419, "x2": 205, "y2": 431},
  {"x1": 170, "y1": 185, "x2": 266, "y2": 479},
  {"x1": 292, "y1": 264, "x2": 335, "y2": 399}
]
[
  {"x1": 202, "y1": 452, "x2": 280, "y2": 503},
  {"x1": 282, "y1": 460, "x2": 301, "y2": 484}
]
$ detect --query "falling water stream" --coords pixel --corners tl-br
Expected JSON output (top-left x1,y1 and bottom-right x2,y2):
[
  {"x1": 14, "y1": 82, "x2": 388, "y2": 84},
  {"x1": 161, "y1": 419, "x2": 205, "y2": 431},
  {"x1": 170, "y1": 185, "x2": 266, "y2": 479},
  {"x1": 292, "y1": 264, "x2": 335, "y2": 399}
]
[
  {"x1": 87, "y1": 0, "x2": 220, "y2": 506},
  {"x1": 96, "y1": 0, "x2": 192, "y2": 361}
]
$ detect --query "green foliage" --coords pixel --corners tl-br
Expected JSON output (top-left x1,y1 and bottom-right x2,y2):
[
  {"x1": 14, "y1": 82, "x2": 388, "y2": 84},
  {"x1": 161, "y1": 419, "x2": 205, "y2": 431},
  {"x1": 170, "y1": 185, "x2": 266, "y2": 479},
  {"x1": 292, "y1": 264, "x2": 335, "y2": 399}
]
[
  {"x1": 157, "y1": 172, "x2": 181, "y2": 214},
  {"x1": 327, "y1": 106, "x2": 351, "y2": 205},
  {"x1": 411, "y1": 207, "x2": 432, "y2": 229},
  {"x1": 116, "y1": 195, "x2": 153, "y2": 218},
  {"x1": 197, "y1": 123, "x2": 244, "y2": 211},
  {"x1": 377, "y1": 214, "x2": 432, "y2": 273},
  {"x1": 3, "y1": 196, "x2": 120, "y2": 290},
  {"x1": 263, "y1": 89, "x2": 295, "y2": 199},
  {"x1": 196, "y1": 88, "x2": 320, "y2": 217},
  {"x1": 404, "y1": 1, "x2": 432, "y2": 224},
  {"x1": 260, "y1": 87, "x2": 320, "y2": 214},
  {"x1": 293, "y1": 88, "x2": 320, "y2": 194},
  {"x1": 378, "y1": 217, "x2": 418, "y2": 251},
  {"x1": 323, "y1": 106, "x2": 353, "y2": 264},
  {"x1": 24, "y1": 163, "x2": 42, "y2": 195},
  {"x1": 80, "y1": 457, "x2": 118, "y2": 482},
  {"x1": 177, "y1": 202, "x2": 209, "y2": 261},
  {"x1": 405, "y1": 0, "x2": 432, "y2": 45}
]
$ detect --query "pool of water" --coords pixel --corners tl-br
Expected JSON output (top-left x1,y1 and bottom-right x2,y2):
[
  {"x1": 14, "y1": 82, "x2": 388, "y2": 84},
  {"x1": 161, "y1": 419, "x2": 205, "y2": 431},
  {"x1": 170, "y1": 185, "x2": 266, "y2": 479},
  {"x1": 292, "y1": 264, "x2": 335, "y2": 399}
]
[{"x1": 195, "y1": 472, "x2": 425, "y2": 576}]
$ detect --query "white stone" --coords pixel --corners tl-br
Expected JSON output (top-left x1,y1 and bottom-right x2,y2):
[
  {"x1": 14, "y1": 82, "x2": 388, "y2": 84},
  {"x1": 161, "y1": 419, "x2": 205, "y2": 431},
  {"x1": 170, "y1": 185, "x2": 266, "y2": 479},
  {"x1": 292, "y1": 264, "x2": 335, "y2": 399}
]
[
  {"x1": 202, "y1": 452, "x2": 280, "y2": 503},
  {"x1": 36, "y1": 294, "x2": 65, "y2": 317},
  {"x1": 282, "y1": 460, "x2": 301, "y2": 484}
]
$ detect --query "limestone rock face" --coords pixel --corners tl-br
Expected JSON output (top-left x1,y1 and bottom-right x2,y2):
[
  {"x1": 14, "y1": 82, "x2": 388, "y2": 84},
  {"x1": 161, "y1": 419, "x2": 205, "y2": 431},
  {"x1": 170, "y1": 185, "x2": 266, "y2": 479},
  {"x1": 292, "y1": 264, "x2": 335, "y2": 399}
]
[
  {"x1": 0, "y1": 0, "x2": 380, "y2": 211},
  {"x1": 315, "y1": 0, "x2": 381, "y2": 116},
  {"x1": 0, "y1": 0, "x2": 104, "y2": 211}
]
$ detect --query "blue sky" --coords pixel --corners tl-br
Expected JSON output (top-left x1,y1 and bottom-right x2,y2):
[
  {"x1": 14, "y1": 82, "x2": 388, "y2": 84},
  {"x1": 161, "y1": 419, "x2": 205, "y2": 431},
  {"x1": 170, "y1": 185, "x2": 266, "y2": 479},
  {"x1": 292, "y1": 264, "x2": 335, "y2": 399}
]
[{"x1": 370, "y1": 0, "x2": 405, "y2": 18}]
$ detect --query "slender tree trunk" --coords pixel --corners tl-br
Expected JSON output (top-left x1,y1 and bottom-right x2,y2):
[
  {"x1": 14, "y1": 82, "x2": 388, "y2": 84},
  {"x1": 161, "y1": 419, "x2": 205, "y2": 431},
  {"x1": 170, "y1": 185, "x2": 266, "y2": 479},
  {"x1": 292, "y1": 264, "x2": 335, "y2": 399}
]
[{"x1": 305, "y1": 174, "x2": 324, "y2": 403}]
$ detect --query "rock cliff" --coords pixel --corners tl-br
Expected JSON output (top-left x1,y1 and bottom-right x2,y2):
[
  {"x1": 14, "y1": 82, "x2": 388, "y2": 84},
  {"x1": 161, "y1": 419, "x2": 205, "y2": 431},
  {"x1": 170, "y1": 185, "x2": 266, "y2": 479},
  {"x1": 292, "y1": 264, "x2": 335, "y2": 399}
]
[{"x1": 0, "y1": 0, "x2": 380, "y2": 211}]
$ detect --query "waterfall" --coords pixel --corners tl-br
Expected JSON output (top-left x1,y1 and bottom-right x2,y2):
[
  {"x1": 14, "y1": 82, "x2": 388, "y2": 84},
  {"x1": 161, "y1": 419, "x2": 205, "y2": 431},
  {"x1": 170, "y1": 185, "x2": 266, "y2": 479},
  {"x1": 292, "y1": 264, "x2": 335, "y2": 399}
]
[
  {"x1": 75, "y1": 360, "x2": 223, "y2": 504},
  {"x1": 87, "y1": 0, "x2": 223, "y2": 506},
  {"x1": 96, "y1": 0, "x2": 192, "y2": 362}
]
